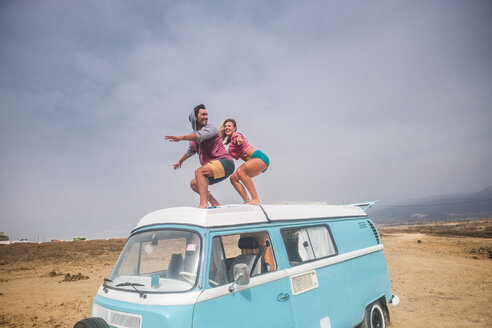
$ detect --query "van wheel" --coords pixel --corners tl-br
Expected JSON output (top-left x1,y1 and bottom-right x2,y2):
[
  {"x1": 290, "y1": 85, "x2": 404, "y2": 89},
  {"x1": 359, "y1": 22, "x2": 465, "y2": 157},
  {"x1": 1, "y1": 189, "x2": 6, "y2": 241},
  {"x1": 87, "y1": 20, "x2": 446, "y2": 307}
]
[
  {"x1": 362, "y1": 302, "x2": 386, "y2": 328},
  {"x1": 73, "y1": 317, "x2": 109, "y2": 328}
]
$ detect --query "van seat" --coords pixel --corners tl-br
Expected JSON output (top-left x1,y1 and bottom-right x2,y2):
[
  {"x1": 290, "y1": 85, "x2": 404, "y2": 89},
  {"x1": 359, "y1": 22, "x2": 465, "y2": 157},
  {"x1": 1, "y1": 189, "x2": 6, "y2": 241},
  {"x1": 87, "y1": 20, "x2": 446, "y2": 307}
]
[
  {"x1": 228, "y1": 237, "x2": 261, "y2": 281},
  {"x1": 168, "y1": 253, "x2": 184, "y2": 278}
]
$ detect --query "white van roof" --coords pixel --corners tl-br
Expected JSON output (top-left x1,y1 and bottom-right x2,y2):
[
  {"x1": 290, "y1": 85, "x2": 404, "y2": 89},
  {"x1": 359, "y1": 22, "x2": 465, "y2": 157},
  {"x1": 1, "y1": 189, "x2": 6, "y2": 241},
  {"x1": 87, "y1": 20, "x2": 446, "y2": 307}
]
[{"x1": 134, "y1": 204, "x2": 368, "y2": 230}]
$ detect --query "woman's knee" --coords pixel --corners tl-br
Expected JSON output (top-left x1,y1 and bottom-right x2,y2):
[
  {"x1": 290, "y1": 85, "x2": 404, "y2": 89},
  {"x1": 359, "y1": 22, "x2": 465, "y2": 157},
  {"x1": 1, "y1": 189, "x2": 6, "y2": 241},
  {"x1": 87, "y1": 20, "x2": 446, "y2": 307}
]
[
  {"x1": 236, "y1": 166, "x2": 248, "y2": 179},
  {"x1": 230, "y1": 172, "x2": 239, "y2": 183}
]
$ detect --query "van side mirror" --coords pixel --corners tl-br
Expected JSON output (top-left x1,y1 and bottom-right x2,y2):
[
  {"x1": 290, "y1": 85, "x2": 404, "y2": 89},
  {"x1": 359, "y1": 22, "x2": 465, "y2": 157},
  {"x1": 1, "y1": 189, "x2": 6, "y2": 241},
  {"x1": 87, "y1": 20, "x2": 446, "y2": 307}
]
[{"x1": 228, "y1": 263, "x2": 250, "y2": 292}]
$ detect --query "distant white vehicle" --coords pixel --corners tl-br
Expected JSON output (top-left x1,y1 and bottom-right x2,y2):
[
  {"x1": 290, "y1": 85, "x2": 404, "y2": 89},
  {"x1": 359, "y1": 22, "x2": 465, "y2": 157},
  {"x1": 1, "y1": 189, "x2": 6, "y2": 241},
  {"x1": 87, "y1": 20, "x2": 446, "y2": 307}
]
[{"x1": 12, "y1": 238, "x2": 31, "y2": 243}]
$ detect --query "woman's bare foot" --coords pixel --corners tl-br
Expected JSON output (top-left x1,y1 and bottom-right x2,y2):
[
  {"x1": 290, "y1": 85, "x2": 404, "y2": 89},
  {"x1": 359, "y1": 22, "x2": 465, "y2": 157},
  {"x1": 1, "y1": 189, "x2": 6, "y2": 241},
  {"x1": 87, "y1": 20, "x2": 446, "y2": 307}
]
[
  {"x1": 198, "y1": 203, "x2": 208, "y2": 208},
  {"x1": 245, "y1": 199, "x2": 260, "y2": 205}
]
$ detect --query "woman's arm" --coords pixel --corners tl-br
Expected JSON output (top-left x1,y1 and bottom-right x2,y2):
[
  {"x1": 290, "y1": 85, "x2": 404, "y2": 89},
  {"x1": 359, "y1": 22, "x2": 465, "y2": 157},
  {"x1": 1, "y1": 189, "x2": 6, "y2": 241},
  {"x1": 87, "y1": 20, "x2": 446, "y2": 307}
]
[{"x1": 233, "y1": 133, "x2": 244, "y2": 145}]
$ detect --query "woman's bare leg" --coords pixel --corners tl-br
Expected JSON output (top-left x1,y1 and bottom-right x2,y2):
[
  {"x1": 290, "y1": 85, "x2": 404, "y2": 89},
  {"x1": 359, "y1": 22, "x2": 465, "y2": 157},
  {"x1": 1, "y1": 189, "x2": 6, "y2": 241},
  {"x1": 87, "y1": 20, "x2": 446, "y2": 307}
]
[
  {"x1": 230, "y1": 171, "x2": 250, "y2": 202},
  {"x1": 236, "y1": 159, "x2": 267, "y2": 205}
]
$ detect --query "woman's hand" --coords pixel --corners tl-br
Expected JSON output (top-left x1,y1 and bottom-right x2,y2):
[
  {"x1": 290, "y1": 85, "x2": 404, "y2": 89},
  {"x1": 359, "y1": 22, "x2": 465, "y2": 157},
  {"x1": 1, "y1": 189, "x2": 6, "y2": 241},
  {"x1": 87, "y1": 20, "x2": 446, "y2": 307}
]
[{"x1": 235, "y1": 134, "x2": 244, "y2": 145}]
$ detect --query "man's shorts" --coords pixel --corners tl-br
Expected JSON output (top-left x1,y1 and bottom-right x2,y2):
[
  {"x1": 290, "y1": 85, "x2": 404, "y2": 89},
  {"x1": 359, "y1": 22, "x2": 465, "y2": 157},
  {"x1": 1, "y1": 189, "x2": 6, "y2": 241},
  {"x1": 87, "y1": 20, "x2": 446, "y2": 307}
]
[
  {"x1": 251, "y1": 150, "x2": 270, "y2": 173},
  {"x1": 207, "y1": 158, "x2": 235, "y2": 185}
]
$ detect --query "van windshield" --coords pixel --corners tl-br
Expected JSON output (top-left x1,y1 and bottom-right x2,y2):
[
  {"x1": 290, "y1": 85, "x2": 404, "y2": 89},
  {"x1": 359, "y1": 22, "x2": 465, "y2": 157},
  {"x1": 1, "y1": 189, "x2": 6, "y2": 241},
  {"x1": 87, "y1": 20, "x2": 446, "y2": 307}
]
[{"x1": 107, "y1": 229, "x2": 201, "y2": 293}]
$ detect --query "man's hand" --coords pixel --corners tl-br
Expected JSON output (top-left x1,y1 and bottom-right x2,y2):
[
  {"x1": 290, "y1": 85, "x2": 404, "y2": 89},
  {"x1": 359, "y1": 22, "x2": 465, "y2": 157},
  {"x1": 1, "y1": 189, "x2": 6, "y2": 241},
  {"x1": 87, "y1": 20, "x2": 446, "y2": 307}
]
[
  {"x1": 169, "y1": 154, "x2": 189, "y2": 171},
  {"x1": 165, "y1": 135, "x2": 182, "y2": 142}
]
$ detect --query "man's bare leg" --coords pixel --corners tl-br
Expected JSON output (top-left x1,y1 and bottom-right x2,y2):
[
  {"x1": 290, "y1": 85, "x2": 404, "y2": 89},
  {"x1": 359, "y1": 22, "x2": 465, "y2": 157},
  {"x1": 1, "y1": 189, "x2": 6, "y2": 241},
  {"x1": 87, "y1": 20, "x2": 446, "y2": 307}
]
[
  {"x1": 196, "y1": 174, "x2": 210, "y2": 208},
  {"x1": 191, "y1": 179, "x2": 220, "y2": 207},
  {"x1": 194, "y1": 165, "x2": 216, "y2": 208},
  {"x1": 208, "y1": 193, "x2": 221, "y2": 207}
]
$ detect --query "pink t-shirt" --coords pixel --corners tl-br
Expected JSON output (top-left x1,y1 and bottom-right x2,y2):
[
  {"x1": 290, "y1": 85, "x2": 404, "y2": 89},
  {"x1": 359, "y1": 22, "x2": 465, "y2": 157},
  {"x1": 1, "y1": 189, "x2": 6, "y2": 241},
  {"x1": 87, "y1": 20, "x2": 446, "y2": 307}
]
[
  {"x1": 228, "y1": 132, "x2": 252, "y2": 160},
  {"x1": 189, "y1": 133, "x2": 232, "y2": 165},
  {"x1": 187, "y1": 124, "x2": 232, "y2": 165}
]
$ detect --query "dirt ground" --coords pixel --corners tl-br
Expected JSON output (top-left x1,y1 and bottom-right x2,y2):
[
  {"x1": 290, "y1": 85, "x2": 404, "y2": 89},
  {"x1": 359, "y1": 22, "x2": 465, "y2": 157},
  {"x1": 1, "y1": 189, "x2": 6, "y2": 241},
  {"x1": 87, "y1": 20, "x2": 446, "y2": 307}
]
[
  {"x1": 379, "y1": 220, "x2": 492, "y2": 328},
  {"x1": 0, "y1": 220, "x2": 491, "y2": 328}
]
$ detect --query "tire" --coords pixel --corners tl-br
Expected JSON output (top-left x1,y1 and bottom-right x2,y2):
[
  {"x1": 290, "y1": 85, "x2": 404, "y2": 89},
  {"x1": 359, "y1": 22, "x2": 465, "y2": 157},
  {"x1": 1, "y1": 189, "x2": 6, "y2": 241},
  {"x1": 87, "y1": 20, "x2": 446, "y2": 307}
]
[
  {"x1": 73, "y1": 317, "x2": 109, "y2": 328},
  {"x1": 362, "y1": 302, "x2": 386, "y2": 328}
]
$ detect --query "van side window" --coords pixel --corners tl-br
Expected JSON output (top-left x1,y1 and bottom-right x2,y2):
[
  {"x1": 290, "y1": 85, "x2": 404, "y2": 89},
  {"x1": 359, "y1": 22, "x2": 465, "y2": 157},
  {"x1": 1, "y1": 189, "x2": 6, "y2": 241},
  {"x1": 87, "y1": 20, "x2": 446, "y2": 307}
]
[
  {"x1": 208, "y1": 231, "x2": 276, "y2": 287},
  {"x1": 281, "y1": 226, "x2": 337, "y2": 266}
]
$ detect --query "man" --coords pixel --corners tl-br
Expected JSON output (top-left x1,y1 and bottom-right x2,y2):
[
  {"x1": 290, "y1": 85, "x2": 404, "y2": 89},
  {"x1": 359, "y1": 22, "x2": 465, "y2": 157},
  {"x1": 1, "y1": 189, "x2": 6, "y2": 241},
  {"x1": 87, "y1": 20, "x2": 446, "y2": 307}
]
[{"x1": 165, "y1": 104, "x2": 235, "y2": 208}]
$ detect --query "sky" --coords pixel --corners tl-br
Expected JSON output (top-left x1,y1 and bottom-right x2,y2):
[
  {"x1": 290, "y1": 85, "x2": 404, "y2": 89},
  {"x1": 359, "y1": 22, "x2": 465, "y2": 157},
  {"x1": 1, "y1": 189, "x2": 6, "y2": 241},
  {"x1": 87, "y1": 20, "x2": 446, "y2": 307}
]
[{"x1": 1, "y1": 0, "x2": 491, "y2": 241}]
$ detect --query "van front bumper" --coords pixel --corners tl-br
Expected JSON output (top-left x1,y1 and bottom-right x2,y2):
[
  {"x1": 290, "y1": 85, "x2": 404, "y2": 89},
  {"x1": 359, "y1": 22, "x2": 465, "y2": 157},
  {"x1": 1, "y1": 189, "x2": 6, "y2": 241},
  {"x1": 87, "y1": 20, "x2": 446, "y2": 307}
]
[{"x1": 92, "y1": 294, "x2": 194, "y2": 328}]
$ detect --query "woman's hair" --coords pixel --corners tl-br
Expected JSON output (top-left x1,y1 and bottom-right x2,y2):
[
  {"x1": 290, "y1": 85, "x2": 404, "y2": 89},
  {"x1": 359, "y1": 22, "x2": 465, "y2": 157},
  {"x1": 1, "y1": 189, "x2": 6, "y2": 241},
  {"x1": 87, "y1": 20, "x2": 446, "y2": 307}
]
[{"x1": 219, "y1": 118, "x2": 237, "y2": 145}]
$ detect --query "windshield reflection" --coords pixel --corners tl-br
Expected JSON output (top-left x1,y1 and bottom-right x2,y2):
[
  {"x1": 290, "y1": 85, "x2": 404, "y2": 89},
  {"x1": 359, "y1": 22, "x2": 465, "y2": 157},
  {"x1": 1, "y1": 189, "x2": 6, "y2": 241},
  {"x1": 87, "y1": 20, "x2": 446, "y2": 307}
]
[{"x1": 107, "y1": 229, "x2": 201, "y2": 293}]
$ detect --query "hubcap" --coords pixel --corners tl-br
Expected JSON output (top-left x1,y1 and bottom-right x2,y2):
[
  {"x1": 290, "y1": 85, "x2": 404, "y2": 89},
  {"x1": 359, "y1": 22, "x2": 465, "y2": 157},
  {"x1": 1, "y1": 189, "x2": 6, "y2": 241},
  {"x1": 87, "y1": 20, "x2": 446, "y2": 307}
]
[{"x1": 371, "y1": 306, "x2": 384, "y2": 328}]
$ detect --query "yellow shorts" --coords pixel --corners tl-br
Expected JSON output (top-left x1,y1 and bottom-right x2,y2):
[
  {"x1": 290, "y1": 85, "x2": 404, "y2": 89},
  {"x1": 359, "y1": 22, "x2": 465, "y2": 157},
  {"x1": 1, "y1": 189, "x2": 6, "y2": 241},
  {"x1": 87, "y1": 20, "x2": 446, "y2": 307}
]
[
  {"x1": 208, "y1": 159, "x2": 225, "y2": 179},
  {"x1": 207, "y1": 158, "x2": 235, "y2": 185}
]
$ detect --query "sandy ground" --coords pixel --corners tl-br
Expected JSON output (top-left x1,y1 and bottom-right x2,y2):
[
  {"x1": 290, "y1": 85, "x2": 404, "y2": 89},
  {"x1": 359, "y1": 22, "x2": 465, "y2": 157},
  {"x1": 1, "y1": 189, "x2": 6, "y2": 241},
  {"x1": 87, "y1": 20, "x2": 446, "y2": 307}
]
[{"x1": 0, "y1": 220, "x2": 491, "y2": 328}]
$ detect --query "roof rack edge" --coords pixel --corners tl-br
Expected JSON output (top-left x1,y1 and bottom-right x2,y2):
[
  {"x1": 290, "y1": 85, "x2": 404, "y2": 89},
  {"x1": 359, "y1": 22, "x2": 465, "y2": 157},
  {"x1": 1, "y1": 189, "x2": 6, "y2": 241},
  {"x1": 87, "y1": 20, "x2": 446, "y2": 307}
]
[{"x1": 343, "y1": 200, "x2": 379, "y2": 212}]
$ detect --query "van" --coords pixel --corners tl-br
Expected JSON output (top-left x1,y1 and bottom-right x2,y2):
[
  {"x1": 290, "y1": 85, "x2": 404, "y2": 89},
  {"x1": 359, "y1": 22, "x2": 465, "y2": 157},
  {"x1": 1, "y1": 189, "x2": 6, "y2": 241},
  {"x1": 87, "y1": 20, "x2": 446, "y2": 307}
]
[{"x1": 74, "y1": 203, "x2": 399, "y2": 328}]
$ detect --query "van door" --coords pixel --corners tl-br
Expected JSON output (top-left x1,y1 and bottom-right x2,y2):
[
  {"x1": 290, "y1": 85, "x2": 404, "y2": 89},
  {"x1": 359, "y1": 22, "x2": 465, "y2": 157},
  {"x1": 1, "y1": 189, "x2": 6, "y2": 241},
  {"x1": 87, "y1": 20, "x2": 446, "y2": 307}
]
[
  {"x1": 281, "y1": 224, "x2": 353, "y2": 328},
  {"x1": 193, "y1": 231, "x2": 294, "y2": 328}
]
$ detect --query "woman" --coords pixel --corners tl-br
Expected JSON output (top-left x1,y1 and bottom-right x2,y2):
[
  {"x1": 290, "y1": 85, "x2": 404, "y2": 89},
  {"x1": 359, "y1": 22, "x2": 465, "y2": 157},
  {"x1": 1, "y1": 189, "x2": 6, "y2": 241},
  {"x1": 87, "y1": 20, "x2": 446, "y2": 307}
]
[{"x1": 220, "y1": 119, "x2": 270, "y2": 205}]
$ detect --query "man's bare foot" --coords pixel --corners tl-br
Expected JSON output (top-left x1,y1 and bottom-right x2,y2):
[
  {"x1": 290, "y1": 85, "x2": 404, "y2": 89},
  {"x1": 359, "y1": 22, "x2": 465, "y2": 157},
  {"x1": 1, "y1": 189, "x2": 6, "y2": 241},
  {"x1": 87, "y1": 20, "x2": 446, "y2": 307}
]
[
  {"x1": 198, "y1": 203, "x2": 208, "y2": 208},
  {"x1": 245, "y1": 199, "x2": 260, "y2": 205},
  {"x1": 210, "y1": 201, "x2": 221, "y2": 207}
]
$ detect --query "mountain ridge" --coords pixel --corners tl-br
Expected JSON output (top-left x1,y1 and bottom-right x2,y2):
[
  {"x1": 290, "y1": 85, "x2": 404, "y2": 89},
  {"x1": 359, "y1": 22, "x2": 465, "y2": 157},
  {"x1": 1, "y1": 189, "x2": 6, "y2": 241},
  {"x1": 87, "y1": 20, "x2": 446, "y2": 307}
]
[{"x1": 370, "y1": 186, "x2": 492, "y2": 223}]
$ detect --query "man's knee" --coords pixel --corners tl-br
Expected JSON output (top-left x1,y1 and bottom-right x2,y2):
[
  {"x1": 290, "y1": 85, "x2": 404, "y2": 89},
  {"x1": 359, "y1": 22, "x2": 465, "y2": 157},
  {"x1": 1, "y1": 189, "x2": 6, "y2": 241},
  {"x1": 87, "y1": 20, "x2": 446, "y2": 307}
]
[
  {"x1": 190, "y1": 179, "x2": 198, "y2": 191},
  {"x1": 194, "y1": 171, "x2": 211, "y2": 187},
  {"x1": 195, "y1": 166, "x2": 210, "y2": 178}
]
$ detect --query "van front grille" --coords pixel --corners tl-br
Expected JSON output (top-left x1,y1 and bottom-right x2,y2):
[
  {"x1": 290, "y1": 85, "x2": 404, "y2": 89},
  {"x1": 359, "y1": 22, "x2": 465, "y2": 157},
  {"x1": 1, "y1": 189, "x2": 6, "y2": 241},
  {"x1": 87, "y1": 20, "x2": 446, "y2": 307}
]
[{"x1": 93, "y1": 304, "x2": 142, "y2": 328}]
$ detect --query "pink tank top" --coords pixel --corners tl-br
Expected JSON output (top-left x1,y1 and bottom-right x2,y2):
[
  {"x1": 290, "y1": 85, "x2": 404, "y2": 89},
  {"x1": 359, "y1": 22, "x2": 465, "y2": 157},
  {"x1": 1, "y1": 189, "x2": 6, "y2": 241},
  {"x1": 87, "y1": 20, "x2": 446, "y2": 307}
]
[{"x1": 228, "y1": 132, "x2": 251, "y2": 160}]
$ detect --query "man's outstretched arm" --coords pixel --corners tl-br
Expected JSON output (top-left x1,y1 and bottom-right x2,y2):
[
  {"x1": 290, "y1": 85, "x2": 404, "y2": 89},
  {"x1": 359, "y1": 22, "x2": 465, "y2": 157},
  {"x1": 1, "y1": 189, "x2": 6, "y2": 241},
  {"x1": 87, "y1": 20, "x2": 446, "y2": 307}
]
[{"x1": 165, "y1": 132, "x2": 198, "y2": 142}]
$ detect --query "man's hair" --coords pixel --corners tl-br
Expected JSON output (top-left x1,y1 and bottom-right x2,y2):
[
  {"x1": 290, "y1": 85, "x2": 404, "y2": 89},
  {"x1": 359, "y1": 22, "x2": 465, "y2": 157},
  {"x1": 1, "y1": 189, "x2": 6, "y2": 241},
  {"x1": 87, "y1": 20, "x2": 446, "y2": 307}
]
[{"x1": 194, "y1": 104, "x2": 206, "y2": 117}]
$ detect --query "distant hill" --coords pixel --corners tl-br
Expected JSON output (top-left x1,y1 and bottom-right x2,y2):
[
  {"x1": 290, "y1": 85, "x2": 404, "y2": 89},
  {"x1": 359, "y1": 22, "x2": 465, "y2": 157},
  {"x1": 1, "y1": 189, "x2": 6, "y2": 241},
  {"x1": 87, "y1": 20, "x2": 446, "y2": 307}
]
[
  {"x1": 0, "y1": 231, "x2": 9, "y2": 242},
  {"x1": 370, "y1": 186, "x2": 492, "y2": 224}
]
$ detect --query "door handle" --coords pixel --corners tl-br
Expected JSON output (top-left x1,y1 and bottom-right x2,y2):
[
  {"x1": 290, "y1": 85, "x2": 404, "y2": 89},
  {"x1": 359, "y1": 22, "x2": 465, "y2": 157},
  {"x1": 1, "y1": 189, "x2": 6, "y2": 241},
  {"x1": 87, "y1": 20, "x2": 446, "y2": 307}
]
[{"x1": 277, "y1": 293, "x2": 290, "y2": 302}]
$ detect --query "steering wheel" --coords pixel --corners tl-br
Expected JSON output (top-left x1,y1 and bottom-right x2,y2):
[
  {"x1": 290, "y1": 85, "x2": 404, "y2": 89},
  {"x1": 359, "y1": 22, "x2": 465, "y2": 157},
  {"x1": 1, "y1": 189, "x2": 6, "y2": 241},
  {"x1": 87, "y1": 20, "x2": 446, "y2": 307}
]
[{"x1": 178, "y1": 272, "x2": 197, "y2": 285}]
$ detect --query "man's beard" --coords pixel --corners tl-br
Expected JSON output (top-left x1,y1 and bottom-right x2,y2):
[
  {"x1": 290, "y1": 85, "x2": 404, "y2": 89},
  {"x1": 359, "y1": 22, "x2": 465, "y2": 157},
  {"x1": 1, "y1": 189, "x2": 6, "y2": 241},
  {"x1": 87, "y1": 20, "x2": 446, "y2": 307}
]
[{"x1": 196, "y1": 120, "x2": 206, "y2": 129}]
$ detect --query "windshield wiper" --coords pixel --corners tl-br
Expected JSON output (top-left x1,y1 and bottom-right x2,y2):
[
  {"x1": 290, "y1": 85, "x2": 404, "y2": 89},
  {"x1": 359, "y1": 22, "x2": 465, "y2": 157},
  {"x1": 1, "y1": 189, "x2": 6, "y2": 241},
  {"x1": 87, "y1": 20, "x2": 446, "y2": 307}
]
[
  {"x1": 116, "y1": 282, "x2": 147, "y2": 298},
  {"x1": 102, "y1": 278, "x2": 113, "y2": 293}
]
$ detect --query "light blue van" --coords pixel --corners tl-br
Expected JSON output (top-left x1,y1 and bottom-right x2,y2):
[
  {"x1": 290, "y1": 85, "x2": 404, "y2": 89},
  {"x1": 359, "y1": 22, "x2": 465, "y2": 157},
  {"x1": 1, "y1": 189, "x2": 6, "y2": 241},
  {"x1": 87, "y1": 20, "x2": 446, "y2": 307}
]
[{"x1": 74, "y1": 203, "x2": 399, "y2": 328}]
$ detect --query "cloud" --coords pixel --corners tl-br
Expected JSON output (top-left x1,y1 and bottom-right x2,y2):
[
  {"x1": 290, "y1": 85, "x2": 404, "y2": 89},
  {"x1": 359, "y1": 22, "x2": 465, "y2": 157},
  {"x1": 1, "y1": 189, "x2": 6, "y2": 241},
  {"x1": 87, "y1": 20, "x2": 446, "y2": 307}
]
[{"x1": 0, "y1": 0, "x2": 491, "y2": 240}]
